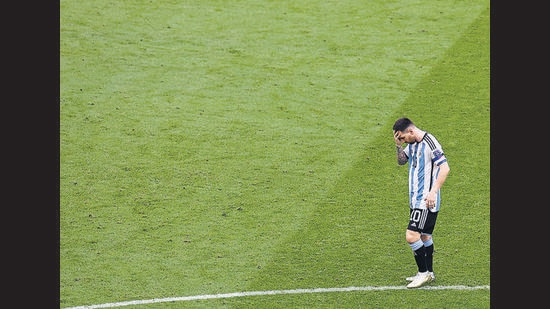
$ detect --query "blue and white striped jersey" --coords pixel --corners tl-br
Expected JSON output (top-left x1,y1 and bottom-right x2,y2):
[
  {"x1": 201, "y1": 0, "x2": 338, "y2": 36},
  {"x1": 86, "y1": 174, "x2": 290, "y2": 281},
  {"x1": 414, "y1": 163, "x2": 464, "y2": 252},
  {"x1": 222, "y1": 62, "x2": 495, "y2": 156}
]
[{"x1": 403, "y1": 132, "x2": 447, "y2": 212}]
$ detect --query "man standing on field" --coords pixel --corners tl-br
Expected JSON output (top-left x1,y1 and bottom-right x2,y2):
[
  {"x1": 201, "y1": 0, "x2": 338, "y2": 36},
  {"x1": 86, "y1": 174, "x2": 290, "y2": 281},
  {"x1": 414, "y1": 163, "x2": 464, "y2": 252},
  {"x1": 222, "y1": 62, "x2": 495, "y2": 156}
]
[{"x1": 392, "y1": 117, "x2": 451, "y2": 288}]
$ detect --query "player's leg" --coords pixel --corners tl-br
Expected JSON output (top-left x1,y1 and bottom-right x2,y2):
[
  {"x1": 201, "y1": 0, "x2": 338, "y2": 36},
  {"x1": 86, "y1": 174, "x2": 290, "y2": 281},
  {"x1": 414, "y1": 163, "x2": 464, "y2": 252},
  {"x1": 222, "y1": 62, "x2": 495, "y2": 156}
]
[
  {"x1": 421, "y1": 211, "x2": 438, "y2": 281},
  {"x1": 405, "y1": 209, "x2": 433, "y2": 288},
  {"x1": 406, "y1": 209, "x2": 429, "y2": 274},
  {"x1": 406, "y1": 229, "x2": 427, "y2": 273},
  {"x1": 421, "y1": 236, "x2": 435, "y2": 281}
]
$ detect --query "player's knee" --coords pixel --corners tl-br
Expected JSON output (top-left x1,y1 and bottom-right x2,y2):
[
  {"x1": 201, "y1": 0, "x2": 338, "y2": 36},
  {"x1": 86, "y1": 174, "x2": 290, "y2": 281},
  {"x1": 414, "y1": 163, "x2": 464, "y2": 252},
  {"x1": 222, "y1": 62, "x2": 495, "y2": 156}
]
[
  {"x1": 405, "y1": 230, "x2": 420, "y2": 243},
  {"x1": 422, "y1": 237, "x2": 433, "y2": 247}
]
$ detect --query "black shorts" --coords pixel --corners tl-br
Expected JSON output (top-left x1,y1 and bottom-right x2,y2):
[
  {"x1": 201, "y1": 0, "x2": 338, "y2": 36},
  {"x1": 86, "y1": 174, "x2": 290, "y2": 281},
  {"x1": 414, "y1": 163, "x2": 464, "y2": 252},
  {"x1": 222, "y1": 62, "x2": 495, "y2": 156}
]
[{"x1": 408, "y1": 208, "x2": 438, "y2": 235}]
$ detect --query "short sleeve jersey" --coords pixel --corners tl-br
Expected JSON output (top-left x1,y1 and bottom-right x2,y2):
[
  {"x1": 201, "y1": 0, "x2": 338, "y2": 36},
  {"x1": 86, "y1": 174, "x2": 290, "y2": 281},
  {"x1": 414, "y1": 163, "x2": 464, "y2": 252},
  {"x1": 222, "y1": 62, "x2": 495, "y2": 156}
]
[{"x1": 402, "y1": 132, "x2": 447, "y2": 212}]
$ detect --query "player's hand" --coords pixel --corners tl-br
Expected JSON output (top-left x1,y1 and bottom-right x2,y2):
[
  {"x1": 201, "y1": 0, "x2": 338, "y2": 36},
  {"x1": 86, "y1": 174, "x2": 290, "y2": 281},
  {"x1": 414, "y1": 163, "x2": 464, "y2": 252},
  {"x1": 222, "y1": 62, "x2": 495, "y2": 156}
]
[
  {"x1": 424, "y1": 193, "x2": 436, "y2": 209},
  {"x1": 393, "y1": 130, "x2": 402, "y2": 146}
]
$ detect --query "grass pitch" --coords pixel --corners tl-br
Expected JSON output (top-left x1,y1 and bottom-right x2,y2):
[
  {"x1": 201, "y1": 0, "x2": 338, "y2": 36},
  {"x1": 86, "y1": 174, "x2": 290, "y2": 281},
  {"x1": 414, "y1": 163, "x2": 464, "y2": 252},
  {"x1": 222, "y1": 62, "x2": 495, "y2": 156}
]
[{"x1": 60, "y1": 1, "x2": 490, "y2": 308}]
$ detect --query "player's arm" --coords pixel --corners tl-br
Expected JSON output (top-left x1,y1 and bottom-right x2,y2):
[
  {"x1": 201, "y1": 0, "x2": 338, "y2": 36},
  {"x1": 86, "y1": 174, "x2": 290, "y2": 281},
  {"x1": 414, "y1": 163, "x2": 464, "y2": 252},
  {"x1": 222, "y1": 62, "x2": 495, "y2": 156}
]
[
  {"x1": 393, "y1": 130, "x2": 408, "y2": 165},
  {"x1": 424, "y1": 161, "x2": 450, "y2": 208},
  {"x1": 431, "y1": 161, "x2": 450, "y2": 192},
  {"x1": 396, "y1": 145, "x2": 407, "y2": 165}
]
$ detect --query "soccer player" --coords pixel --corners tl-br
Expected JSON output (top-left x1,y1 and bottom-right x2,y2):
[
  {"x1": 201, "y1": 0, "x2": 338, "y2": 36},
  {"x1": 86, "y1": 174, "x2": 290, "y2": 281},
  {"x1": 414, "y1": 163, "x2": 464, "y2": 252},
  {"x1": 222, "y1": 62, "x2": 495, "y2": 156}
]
[{"x1": 392, "y1": 117, "x2": 451, "y2": 288}]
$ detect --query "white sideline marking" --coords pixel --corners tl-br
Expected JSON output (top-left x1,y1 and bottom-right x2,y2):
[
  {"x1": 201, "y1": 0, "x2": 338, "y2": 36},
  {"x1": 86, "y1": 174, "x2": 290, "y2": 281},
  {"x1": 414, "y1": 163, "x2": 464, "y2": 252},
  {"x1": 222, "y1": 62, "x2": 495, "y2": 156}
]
[{"x1": 64, "y1": 285, "x2": 490, "y2": 309}]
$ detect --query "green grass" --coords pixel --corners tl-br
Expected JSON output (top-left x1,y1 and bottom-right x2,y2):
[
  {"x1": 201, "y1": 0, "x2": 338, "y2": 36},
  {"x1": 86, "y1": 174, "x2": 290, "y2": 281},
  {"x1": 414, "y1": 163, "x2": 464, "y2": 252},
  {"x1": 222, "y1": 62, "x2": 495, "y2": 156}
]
[{"x1": 60, "y1": 0, "x2": 490, "y2": 308}]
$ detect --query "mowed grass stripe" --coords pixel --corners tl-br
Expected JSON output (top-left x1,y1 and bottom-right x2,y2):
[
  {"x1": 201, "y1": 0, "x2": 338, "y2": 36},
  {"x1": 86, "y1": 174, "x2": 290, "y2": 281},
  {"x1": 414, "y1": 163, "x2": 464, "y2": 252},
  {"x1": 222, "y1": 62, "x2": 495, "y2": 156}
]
[{"x1": 241, "y1": 2, "x2": 490, "y2": 296}]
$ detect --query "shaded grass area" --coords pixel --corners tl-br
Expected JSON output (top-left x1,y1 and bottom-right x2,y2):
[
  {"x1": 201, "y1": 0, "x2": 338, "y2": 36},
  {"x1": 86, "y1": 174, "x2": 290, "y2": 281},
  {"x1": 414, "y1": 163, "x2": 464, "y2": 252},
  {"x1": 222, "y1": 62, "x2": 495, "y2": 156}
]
[{"x1": 60, "y1": 0, "x2": 490, "y2": 307}]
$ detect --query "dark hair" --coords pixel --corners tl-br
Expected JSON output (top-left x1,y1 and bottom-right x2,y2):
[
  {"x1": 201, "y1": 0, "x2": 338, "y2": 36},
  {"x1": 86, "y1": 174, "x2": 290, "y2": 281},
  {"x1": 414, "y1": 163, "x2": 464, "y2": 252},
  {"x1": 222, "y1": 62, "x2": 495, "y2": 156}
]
[{"x1": 392, "y1": 117, "x2": 414, "y2": 132}]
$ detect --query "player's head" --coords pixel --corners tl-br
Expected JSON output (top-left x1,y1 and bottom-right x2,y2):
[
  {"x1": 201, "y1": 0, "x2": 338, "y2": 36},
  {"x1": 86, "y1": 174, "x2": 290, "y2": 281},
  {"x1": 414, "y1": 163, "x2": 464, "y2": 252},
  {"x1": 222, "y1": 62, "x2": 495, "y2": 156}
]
[
  {"x1": 393, "y1": 117, "x2": 417, "y2": 144},
  {"x1": 393, "y1": 117, "x2": 414, "y2": 132}
]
